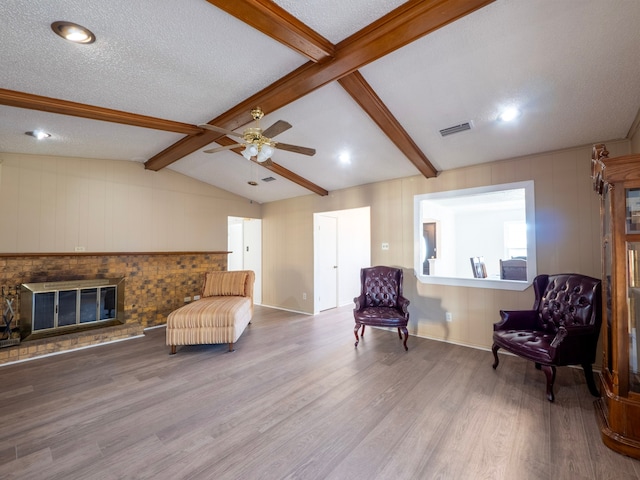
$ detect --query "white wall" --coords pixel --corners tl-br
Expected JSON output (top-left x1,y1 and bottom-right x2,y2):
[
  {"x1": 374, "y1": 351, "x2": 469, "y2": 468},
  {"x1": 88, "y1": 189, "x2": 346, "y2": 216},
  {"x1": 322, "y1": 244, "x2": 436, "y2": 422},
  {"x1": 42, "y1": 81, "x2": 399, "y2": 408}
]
[{"x1": 0, "y1": 153, "x2": 261, "y2": 253}]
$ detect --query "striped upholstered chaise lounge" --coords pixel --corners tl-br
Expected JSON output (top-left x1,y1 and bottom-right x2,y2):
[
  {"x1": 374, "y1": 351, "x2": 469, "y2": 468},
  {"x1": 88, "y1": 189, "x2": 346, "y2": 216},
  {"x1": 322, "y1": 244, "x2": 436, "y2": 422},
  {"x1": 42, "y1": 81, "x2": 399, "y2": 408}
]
[{"x1": 166, "y1": 270, "x2": 255, "y2": 354}]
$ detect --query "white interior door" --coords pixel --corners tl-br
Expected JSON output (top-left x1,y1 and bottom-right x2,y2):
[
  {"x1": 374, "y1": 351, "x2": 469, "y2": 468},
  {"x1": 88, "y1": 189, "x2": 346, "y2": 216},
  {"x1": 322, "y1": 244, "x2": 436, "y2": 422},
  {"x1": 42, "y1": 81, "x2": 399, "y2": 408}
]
[
  {"x1": 242, "y1": 218, "x2": 262, "y2": 305},
  {"x1": 317, "y1": 214, "x2": 338, "y2": 311},
  {"x1": 228, "y1": 216, "x2": 262, "y2": 305}
]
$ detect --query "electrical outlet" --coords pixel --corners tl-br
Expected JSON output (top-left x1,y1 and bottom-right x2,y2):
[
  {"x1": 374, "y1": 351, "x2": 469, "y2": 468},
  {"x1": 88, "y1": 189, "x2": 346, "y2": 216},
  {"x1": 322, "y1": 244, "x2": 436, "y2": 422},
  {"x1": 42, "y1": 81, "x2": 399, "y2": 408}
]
[
  {"x1": 184, "y1": 296, "x2": 191, "y2": 303},
  {"x1": 193, "y1": 295, "x2": 200, "y2": 301},
  {"x1": 302, "y1": 292, "x2": 307, "y2": 300},
  {"x1": 445, "y1": 312, "x2": 452, "y2": 322},
  {"x1": 381, "y1": 242, "x2": 390, "y2": 250},
  {"x1": 74, "y1": 246, "x2": 85, "y2": 252}
]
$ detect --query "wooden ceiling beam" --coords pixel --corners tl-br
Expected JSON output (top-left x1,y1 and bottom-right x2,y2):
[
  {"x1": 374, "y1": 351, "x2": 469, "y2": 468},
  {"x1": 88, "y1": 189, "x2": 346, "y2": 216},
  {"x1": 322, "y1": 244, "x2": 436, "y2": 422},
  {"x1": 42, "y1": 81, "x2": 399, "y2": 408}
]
[
  {"x1": 205, "y1": 0, "x2": 335, "y2": 63},
  {"x1": 0, "y1": 88, "x2": 200, "y2": 135},
  {"x1": 338, "y1": 71, "x2": 438, "y2": 178},
  {"x1": 214, "y1": 136, "x2": 328, "y2": 196},
  {"x1": 144, "y1": 0, "x2": 493, "y2": 173}
]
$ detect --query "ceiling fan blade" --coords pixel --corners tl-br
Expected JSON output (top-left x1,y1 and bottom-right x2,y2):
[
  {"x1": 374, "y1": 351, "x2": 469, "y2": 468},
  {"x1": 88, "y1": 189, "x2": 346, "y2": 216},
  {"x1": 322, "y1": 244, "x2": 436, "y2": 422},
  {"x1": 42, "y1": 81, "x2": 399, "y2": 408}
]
[
  {"x1": 262, "y1": 120, "x2": 292, "y2": 138},
  {"x1": 275, "y1": 142, "x2": 316, "y2": 156},
  {"x1": 203, "y1": 143, "x2": 244, "y2": 154},
  {"x1": 198, "y1": 123, "x2": 244, "y2": 139}
]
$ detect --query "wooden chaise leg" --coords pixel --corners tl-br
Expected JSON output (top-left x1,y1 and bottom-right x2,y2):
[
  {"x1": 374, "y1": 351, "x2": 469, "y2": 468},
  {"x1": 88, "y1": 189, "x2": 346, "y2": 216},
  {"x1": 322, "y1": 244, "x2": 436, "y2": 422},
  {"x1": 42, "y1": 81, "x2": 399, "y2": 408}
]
[
  {"x1": 491, "y1": 343, "x2": 500, "y2": 369},
  {"x1": 228, "y1": 342, "x2": 234, "y2": 352},
  {"x1": 582, "y1": 363, "x2": 600, "y2": 397},
  {"x1": 540, "y1": 364, "x2": 556, "y2": 402},
  {"x1": 170, "y1": 345, "x2": 176, "y2": 355}
]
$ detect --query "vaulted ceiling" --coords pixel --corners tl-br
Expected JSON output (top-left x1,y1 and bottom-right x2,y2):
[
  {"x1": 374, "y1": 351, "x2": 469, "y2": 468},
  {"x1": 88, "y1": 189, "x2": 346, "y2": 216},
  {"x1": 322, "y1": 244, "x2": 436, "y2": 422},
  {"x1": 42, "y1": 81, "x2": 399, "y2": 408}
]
[{"x1": 2, "y1": 0, "x2": 640, "y2": 203}]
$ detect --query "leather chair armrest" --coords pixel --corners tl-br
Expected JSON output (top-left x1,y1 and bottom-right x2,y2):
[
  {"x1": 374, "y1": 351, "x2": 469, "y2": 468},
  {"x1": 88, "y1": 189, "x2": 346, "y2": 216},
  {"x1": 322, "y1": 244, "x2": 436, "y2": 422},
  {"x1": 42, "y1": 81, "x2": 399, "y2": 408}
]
[
  {"x1": 550, "y1": 323, "x2": 596, "y2": 348},
  {"x1": 494, "y1": 309, "x2": 538, "y2": 331},
  {"x1": 550, "y1": 326, "x2": 569, "y2": 350},
  {"x1": 354, "y1": 294, "x2": 365, "y2": 311},
  {"x1": 549, "y1": 324, "x2": 598, "y2": 358},
  {"x1": 562, "y1": 324, "x2": 596, "y2": 336},
  {"x1": 397, "y1": 296, "x2": 410, "y2": 315}
]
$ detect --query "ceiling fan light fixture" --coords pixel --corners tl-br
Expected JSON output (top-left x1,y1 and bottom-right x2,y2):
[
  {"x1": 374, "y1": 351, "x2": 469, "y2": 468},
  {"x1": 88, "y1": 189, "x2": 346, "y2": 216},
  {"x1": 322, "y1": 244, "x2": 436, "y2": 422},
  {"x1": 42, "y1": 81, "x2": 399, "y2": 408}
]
[
  {"x1": 242, "y1": 144, "x2": 258, "y2": 160},
  {"x1": 257, "y1": 144, "x2": 274, "y2": 163},
  {"x1": 51, "y1": 21, "x2": 96, "y2": 44}
]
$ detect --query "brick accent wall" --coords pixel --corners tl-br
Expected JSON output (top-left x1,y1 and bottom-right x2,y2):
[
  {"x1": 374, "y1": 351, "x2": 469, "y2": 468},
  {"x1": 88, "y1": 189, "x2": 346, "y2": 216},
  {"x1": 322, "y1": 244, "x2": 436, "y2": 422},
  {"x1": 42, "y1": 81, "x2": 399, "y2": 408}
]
[{"x1": 0, "y1": 252, "x2": 228, "y2": 364}]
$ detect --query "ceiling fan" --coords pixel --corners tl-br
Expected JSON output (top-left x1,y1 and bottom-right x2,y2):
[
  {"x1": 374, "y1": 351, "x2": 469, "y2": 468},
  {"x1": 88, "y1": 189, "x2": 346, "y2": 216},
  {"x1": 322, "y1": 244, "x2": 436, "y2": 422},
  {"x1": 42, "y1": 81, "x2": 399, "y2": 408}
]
[{"x1": 198, "y1": 107, "x2": 316, "y2": 163}]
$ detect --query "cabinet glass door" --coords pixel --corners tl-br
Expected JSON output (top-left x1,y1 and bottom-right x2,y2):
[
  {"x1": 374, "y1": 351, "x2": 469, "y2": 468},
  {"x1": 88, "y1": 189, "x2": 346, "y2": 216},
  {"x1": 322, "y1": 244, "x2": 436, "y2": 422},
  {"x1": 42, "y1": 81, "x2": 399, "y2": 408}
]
[
  {"x1": 628, "y1": 241, "x2": 640, "y2": 392},
  {"x1": 627, "y1": 188, "x2": 640, "y2": 234},
  {"x1": 604, "y1": 188, "x2": 613, "y2": 371}
]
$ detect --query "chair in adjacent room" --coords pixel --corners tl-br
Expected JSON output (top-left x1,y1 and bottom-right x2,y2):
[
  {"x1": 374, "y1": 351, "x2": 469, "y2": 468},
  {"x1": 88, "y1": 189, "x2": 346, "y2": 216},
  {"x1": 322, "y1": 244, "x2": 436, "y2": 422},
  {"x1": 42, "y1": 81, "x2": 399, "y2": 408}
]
[
  {"x1": 499, "y1": 258, "x2": 527, "y2": 280},
  {"x1": 353, "y1": 266, "x2": 410, "y2": 351},
  {"x1": 491, "y1": 273, "x2": 602, "y2": 402}
]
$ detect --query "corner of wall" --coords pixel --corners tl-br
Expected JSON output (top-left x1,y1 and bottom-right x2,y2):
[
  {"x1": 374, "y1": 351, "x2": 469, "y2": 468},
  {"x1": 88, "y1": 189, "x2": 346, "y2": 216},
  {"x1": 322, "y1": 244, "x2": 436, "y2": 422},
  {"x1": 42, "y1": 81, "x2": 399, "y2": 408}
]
[{"x1": 629, "y1": 109, "x2": 640, "y2": 154}]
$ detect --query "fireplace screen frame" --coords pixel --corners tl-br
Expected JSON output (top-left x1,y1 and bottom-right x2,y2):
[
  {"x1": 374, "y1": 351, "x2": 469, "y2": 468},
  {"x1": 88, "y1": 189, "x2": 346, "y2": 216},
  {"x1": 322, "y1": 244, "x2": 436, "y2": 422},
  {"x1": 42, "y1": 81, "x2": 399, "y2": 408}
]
[{"x1": 20, "y1": 278, "x2": 125, "y2": 341}]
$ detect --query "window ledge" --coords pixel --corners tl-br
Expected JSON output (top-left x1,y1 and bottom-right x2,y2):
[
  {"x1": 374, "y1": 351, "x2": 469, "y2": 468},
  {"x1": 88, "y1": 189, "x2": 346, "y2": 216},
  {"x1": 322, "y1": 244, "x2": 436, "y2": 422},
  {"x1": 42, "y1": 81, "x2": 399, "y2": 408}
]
[{"x1": 415, "y1": 273, "x2": 531, "y2": 291}]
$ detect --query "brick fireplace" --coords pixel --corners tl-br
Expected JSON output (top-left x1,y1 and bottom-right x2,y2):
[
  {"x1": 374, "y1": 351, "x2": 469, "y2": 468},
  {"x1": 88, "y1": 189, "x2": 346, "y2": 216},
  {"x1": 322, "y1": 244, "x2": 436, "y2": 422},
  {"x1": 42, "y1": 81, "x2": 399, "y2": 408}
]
[{"x1": 0, "y1": 251, "x2": 228, "y2": 364}]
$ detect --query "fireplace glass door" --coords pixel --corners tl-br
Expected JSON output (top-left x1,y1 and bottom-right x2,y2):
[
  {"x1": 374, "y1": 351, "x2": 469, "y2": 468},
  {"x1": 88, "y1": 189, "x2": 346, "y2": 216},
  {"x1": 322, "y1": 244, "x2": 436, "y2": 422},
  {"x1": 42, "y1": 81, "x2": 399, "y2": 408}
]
[{"x1": 21, "y1": 278, "x2": 124, "y2": 340}]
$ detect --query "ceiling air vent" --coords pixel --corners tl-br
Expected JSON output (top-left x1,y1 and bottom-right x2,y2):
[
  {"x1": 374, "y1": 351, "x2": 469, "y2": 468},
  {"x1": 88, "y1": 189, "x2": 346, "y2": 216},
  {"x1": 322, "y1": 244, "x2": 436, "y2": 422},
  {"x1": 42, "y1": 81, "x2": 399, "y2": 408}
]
[
  {"x1": 439, "y1": 122, "x2": 471, "y2": 137},
  {"x1": 262, "y1": 176, "x2": 276, "y2": 182}
]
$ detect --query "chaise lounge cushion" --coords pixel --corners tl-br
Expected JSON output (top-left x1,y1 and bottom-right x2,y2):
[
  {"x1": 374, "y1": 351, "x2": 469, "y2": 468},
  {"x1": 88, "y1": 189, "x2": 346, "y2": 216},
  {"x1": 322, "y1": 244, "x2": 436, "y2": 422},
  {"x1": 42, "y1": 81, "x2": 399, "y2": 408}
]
[
  {"x1": 166, "y1": 296, "x2": 252, "y2": 346},
  {"x1": 202, "y1": 270, "x2": 252, "y2": 298}
]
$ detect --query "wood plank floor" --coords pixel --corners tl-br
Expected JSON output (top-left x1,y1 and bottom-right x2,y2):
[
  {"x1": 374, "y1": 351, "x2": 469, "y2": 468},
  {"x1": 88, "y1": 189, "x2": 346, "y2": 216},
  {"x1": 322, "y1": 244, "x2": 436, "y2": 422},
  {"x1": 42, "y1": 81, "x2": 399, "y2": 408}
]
[{"x1": 1, "y1": 304, "x2": 639, "y2": 480}]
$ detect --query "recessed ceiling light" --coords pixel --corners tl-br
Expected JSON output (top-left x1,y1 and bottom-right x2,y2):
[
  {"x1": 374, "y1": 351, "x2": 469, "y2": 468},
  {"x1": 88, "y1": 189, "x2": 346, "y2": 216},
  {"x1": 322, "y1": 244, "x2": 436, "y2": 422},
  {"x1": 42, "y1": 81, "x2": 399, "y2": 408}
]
[
  {"x1": 247, "y1": 181, "x2": 258, "y2": 186},
  {"x1": 339, "y1": 152, "x2": 351, "y2": 164},
  {"x1": 25, "y1": 130, "x2": 51, "y2": 140},
  {"x1": 498, "y1": 107, "x2": 521, "y2": 122},
  {"x1": 51, "y1": 21, "x2": 95, "y2": 44}
]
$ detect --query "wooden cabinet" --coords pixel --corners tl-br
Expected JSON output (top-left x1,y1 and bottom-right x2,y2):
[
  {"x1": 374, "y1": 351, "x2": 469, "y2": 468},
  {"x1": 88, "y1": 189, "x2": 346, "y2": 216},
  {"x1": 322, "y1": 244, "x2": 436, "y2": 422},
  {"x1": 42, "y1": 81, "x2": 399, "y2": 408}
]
[{"x1": 592, "y1": 144, "x2": 640, "y2": 459}]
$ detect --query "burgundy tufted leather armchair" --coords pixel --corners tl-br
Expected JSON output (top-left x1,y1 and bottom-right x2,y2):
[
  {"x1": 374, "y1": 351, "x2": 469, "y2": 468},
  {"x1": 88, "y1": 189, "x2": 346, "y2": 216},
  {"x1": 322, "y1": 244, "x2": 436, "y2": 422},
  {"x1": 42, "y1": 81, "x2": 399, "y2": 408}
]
[
  {"x1": 353, "y1": 266, "x2": 410, "y2": 351},
  {"x1": 492, "y1": 273, "x2": 602, "y2": 402}
]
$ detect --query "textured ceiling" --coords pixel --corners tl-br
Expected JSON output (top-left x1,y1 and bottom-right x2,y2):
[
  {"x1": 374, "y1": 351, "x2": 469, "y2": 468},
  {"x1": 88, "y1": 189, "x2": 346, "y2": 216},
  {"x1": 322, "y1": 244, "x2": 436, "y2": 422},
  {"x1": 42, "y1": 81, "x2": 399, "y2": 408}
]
[{"x1": 1, "y1": 0, "x2": 640, "y2": 204}]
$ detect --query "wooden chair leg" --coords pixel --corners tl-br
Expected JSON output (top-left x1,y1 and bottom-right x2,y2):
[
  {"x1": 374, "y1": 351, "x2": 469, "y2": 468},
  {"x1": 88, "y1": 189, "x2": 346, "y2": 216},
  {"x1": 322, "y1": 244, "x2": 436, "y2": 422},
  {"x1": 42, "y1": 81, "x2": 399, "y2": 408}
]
[
  {"x1": 540, "y1": 364, "x2": 556, "y2": 402},
  {"x1": 400, "y1": 326, "x2": 408, "y2": 351},
  {"x1": 491, "y1": 343, "x2": 500, "y2": 369},
  {"x1": 582, "y1": 363, "x2": 600, "y2": 397},
  {"x1": 397, "y1": 327, "x2": 402, "y2": 339},
  {"x1": 354, "y1": 324, "x2": 361, "y2": 347},
  {"x1": 170, "y1": 345, "x2": 176, "y2": 355}
]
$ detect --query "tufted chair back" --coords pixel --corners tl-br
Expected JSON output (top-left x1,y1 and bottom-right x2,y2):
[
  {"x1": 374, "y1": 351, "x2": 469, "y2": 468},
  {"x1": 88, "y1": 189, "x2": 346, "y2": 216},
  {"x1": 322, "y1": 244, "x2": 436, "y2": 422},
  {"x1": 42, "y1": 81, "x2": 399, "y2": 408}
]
[
  {"x1": 533, "y1": 274, "x2": 600, "y2": 333},
  {"x1": 361, "y1": 266, "x2": 403, "y2": 308}
]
